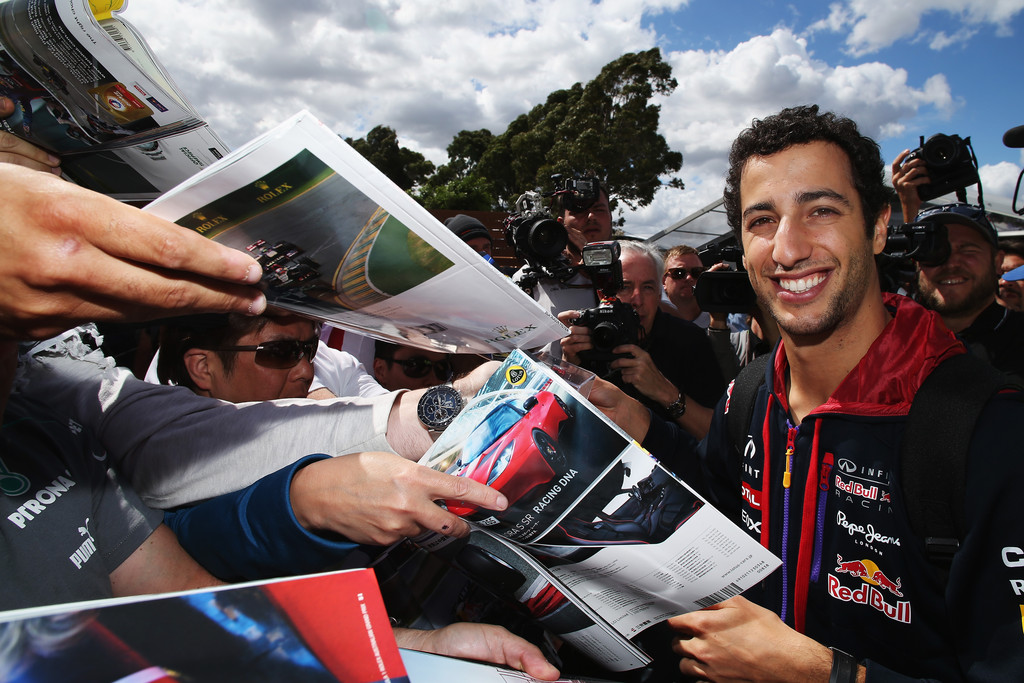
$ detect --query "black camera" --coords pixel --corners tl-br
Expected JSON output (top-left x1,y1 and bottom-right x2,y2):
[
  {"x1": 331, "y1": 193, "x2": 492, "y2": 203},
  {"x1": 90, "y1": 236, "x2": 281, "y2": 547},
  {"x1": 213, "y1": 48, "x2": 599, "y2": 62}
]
[
  {"x1": 694, "y1": 233, "x2": 758, "y2": 313},
  {"x1": 904, "y1": 134, "x2": 979, "y2": 202},
  {"x1": 504, "y1": 189, "x2": 574, "y2": 285},
  {"x1": 574, "y1": 241, "x2": 641, "y2": 365},
  {"x1": 883, "y1": 220, "x2": 949, "y2": 267},
  {"x1": 554, "y1": 174, "x2": 600, "y2": 212}
]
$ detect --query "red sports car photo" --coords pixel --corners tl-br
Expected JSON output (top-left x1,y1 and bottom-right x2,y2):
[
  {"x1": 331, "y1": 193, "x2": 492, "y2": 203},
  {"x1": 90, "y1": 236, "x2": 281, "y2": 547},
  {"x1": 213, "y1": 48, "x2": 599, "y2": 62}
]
[{"x1": 444, "y1": 391, "x2": 571, "y2": 516}]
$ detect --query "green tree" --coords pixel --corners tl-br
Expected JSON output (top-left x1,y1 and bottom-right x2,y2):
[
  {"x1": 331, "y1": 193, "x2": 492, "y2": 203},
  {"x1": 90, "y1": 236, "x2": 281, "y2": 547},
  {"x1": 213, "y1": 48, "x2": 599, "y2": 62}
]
[
  {"x1": 344, "y1": 125, "x2": 435, "y2": 191},
  {"x1": 477, "y1": 48, "x2": 684, "y2": 216},
  {"x1": 415, "y1": 174, "x2": 496, "y2": 211}
]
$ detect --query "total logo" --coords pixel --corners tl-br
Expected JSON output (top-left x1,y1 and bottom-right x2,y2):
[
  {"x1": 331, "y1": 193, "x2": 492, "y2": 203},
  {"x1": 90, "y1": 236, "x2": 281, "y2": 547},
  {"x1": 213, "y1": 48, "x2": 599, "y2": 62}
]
[{"x1": 827, "y1": 555, "x2": 911, "y2": 624}]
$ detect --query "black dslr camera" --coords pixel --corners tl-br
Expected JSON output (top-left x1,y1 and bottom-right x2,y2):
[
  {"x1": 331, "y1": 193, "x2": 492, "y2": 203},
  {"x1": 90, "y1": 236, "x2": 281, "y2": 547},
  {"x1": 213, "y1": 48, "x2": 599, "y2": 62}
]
[
  {"x1": 904, "y1": 134, "x2": 979, "y2": 201},
  {"x1": 574, "y1": 241, "x2": 641, "y2": 366},
  {"x1": 878, "y1": 217, "x2": 951, "y2": 294},
  {"x1": 694, "y1": 233, "x2": 758, "y2": 313},
  {"x1": 506, "y1": 174, "x2": 602, "y2": 290}
]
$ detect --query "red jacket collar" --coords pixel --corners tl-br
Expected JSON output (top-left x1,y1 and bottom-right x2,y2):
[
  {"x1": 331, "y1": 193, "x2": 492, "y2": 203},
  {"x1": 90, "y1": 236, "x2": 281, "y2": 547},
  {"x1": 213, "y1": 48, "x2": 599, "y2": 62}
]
[{"x1": 771, "y1": 293, "x2": 965, "y2": 418}]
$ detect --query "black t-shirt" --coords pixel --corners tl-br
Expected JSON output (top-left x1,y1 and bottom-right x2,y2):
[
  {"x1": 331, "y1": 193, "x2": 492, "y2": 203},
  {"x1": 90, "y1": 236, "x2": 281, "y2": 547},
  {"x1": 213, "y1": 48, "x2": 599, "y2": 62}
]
[
  {"x1": 958, "y1": 301, "x2": 1024, "y2": 382},
  {"x1": 0, "y1": 394, "x2": 161, "y2": 610},
  {"x1": 619, "y1": 309, "x2": 727, "y2": 412}
]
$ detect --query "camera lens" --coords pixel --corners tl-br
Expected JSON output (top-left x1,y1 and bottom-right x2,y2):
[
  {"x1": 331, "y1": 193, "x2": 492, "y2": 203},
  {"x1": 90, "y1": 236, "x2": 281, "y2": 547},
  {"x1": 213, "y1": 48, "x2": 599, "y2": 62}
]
[
  {"x1": 923, "y1": 134, "x2": 959, "y2": 169},
  {"x1": 524, "y1": 217, "x2": 567, "y2": 259},
  {"x1": 591, "y1": 321, "x2": 620, "y2": 352}
]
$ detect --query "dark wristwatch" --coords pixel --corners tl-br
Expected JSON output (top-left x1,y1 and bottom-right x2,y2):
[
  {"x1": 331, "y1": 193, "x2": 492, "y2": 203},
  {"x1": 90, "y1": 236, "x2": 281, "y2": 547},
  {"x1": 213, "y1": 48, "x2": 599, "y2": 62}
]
[
  {"x1": 663, "y1": 392, "x2": 687, "y2": 420},
  {"x1": 417, "y1": 385, "x2": 465, "y2": 432}
]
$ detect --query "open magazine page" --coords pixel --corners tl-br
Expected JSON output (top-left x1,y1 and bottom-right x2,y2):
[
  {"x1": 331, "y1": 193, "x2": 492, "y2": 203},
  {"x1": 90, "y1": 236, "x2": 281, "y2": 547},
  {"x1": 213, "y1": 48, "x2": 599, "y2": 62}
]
[
  {"x1": 143, "y1": 109, "x2": 567, "y2": 354},
  {"x1": 0, "y1": 568, "x2": 408, "y2": 683},
  {"x1": 419, "y1": 350, "x2": 780, "y2": 641},
  {"x1": 463, "y1": 530, "x2": 652, "y2": 671},
  {"x1": 0, "y1": 0, "x2": 228, "y2": 197}
]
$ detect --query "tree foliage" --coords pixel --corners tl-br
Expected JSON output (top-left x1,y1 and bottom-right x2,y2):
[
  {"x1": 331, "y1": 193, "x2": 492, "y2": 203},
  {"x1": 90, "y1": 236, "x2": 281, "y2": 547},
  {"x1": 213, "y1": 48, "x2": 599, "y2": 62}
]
[
  {"x1": 353, "y1": 49, "x2": 684, "y2": 220},
  {"x1": 344, "y1": 125, "x2": 435, "y2": 191}
]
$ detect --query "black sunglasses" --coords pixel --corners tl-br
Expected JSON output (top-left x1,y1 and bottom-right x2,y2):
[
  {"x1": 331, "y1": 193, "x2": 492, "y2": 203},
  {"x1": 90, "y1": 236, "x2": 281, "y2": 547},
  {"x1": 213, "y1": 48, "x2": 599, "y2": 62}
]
[
  {"x1": 391, "y1": 355, "x2": 452, "y2": 381},
  {"x1": 666, "y1": 266, "x2": 706, "y2": 280},
  {"x1": 212, "y1": 338, "x2": 318, "y2": 369}
]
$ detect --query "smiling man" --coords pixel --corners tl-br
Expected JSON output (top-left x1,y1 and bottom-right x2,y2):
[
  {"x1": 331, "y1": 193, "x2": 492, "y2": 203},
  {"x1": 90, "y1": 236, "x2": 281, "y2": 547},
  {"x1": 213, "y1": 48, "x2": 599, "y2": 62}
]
[
  {"x1": 913, "y1": 204, "x2": 1024, "y2": 381},
  {"x1": 587, "y1": 105, "x2": 1024, "y2": 682}
]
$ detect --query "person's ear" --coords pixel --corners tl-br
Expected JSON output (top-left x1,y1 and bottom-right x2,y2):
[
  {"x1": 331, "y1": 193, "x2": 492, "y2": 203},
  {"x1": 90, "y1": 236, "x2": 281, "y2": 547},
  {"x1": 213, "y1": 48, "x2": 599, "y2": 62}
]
[
  {"x1": 183, "y1": 349, "x2": 214, "y2": 393},
  {"x1": 872, "y1": 205, "x2": 892, "y2": 255},
  {"x1": 372, "y1": 357, "x2": 388, "y2": 383}
]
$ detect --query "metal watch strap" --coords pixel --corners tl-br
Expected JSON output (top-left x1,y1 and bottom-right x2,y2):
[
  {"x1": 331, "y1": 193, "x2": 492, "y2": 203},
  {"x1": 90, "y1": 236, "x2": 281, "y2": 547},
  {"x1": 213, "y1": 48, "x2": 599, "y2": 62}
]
[
  {"x1": 663, "y1": 392, "x2": 686, "y2": 419},
  {"x1": 828, "y1": 647, "x2": 858, "y2": 683}
]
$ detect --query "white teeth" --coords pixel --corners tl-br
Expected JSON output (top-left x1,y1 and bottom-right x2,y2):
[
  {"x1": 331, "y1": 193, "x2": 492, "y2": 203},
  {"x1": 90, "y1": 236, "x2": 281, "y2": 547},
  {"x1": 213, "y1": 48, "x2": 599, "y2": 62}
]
[
  {"x1": 939, "y1": 278, "x2": 965, "y2": 285},
  {"x1": 778, "y1": 273, "x2": 825, "y2": 293}
]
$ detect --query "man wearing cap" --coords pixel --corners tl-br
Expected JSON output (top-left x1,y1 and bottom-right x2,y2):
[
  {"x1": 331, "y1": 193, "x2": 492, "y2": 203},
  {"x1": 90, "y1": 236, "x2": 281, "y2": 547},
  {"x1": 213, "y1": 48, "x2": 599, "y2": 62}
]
[
  {"x1": 445, "y1": 214, "x2": 494, "y2": 259},
  {"x1": 911, "y1": 203, "x2": 1024, "y2": 381}
]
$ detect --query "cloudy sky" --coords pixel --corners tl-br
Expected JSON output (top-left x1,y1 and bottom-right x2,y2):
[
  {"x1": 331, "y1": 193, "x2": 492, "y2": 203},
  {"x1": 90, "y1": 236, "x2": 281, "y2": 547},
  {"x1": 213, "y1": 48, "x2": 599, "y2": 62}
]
[{"x1": 122, "y1": 0, "x2": 1024, "y2": 238}]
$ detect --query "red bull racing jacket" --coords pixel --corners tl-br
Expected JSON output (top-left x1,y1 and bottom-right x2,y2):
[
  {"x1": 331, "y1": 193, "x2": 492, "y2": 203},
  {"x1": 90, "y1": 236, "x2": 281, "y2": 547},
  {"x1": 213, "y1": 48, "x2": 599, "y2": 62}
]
[{"x1": 644, "y1": 294, "x2": 1024, "y2": 682}]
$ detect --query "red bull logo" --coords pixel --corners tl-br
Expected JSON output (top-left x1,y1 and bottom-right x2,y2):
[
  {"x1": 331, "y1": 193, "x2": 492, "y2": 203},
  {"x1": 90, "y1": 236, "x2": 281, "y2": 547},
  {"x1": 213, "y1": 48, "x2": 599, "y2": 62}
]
[{"x1": 829, "y1": 555, "x2": 911, "y2": 624}]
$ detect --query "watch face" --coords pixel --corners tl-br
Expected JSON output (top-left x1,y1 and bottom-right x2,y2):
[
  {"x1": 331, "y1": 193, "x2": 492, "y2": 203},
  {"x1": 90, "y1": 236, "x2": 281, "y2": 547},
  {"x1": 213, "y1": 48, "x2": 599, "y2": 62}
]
[{"x1": 417, "y1": 385, "x2": 464, "y2": 431}]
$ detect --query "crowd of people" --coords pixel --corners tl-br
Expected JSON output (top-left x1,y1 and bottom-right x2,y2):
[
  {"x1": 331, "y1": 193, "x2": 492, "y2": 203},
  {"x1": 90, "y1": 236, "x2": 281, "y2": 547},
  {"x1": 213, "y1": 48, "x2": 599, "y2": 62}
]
[{"x1": 2, "y1": 91, "x2": 1023, "y2": 682}]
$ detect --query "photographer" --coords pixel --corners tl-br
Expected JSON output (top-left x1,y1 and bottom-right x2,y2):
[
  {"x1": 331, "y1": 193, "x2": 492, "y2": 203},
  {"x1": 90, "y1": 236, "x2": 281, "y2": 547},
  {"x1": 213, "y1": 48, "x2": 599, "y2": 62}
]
[
  {"x1": 910, "y1": 204, "x2": 1024, "y2": 381},
  {"x1": 510, "y1": 178, "x2": 614, "y2": 358},
  {"x1": 559, "y1": 240, "x2": 725, "y2": 441}
]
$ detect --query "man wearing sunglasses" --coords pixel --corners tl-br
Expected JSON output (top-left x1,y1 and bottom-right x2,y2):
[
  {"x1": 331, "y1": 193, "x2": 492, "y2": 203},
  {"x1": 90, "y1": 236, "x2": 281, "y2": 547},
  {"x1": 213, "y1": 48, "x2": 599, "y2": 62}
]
[
  {"x1": 373, "y1": 340, "x2": 452, "y2": 391},
  {"x1": 158, "y1": 313, "x2": 319, "y2": 402},
  {"x1": 661, "y1": 245, "x2": 710, "y2": 328}
]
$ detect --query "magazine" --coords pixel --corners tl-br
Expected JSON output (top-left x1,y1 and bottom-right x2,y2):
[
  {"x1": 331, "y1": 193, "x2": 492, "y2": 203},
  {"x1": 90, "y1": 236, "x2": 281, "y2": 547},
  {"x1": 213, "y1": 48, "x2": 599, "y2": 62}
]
[
  {"x1": 0, "y1": 568, "x2": 408, "y2": 683},
  {"x1": 142, "y1": 109, "x2": 567, "y2": 355},
  {"x1": 417, "y1": 350, "x2": 781, "y2": 670},
  {"x1": 0, "y1": 0, "x2": 228, "y2": 200}
]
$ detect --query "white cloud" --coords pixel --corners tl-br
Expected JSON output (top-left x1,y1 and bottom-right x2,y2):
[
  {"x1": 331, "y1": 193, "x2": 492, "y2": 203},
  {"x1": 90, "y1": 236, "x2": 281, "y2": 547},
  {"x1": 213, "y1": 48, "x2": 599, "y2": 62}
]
[
  {"x1": 981, "y1": 161, "x2": 1024, "y2": 202},
  {"x1": 120, "y1": 3, "x2": 964, "y2": 238},
  {"x1": 806, "y1": 0, "x2": 1024, "y2": 56},
  {"x1": 124, "y1": 0, "x2": 671, "y2": 153},
  {"x1": 620, "y1": 28, "x2": 953, "y2": 237}
]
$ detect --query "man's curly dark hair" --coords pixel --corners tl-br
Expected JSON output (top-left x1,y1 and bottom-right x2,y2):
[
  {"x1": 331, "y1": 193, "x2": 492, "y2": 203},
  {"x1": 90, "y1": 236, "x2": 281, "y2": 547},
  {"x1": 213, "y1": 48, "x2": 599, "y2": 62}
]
[{"x1": 723, "y1": 105, "x2": 892, "y2": 241}]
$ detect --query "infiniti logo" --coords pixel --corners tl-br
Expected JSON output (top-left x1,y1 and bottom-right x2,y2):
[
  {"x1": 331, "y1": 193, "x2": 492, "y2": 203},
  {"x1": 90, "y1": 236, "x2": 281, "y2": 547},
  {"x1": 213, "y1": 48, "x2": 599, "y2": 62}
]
[{"x1": 837, "y1": 458, "x2": 857, "y2": 473}]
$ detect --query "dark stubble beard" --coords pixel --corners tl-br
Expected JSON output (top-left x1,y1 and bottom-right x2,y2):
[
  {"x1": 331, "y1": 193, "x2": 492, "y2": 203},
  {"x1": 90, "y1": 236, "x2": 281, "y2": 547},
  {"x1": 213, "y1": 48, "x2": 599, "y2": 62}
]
[
  {"x1": 916, "y1": 262, "x2": 998, "y2": 319},
  {"x1": 757, "y1": 244, "x2": 878, "y2": 340}
]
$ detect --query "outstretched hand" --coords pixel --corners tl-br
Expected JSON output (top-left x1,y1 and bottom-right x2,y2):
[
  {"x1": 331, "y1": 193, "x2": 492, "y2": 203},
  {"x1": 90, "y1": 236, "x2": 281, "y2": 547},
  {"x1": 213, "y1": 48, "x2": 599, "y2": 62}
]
[
  {"x1": 668, "y1": 596, "x2": 841, "y2": 682},
  {"x1": 587, "y1": 377, "x2": 651, "y2": 441},
  {"x1": 0, "y1": 164, "x2": 266, "y2": 340},
  {"x1": 288, "y1": 451, "x2": 509, "y2": 545},
  {"x1": 395, "y1": 623, "x2": 560, "y2": 680}
]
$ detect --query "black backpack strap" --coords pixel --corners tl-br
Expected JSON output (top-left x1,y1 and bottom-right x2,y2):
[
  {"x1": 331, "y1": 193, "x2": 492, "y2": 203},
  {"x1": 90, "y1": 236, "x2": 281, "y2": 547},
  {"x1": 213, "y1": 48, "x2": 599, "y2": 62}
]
[
  {"x1": 727, "y1": 353, "x2": 770, "y2": 455},
  {"x1": 900, "y1": 352, "x2": 1016, "y2": 570}
]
